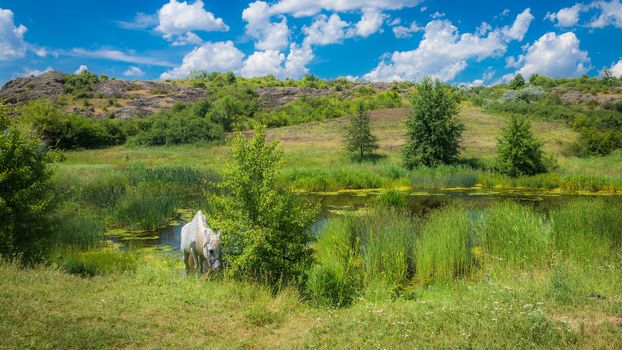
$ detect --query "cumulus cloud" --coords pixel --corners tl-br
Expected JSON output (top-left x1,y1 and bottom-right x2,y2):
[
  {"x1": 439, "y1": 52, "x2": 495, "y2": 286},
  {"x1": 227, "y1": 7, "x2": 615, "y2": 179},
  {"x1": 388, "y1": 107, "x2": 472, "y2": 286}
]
[
  {"x1": 392, "y1": 21, "x2": 423, "y2": 38},
  {"x1": 610, "y1": 59, "x2": 622, "y2": 77},
  {"x1": 514, "y1": 32, "x2": 590, "y2": 78},
  {"x1": 364, "y1": 9, "x2": 534, "y2": 82},
  {"x1": 160, "y1": 41, "x2": 244, "y2": 80},
  {"x1": 0, "y1": 8, "x2": 27, "y2": 60},
  {"x1": 545, "y1": 1, "x2": 622, "y2": 28},
  {"x1": 75, "y1": 65, "x2": 89, "y2": 74},
  {"x1": 269, "y1": 0, "x2": 422, "y2": 17},
  {"x1": 303, "y1": 14, "x2": 349, "y2": 47},
  {"x1": 241, "y1": 50, "x2": 285, "y2": 78},
  {"x1": 123, "y1": 66, "x2": 146, "y2": 77},
  {"x1": 351, "y1": 8, "x2": 386, "y2": 37},
  {"x1": 242, "y1": 1, "x2": 290, "y2": 51},
  {"x1": 156, "y1": 0, "x2": 228, "y2": 45}
]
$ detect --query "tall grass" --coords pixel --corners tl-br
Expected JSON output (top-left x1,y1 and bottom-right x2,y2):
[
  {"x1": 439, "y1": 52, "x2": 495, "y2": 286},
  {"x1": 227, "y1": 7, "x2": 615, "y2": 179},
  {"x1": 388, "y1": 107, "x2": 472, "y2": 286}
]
[
  {"x1": 111, "y1": 184, "x2": 180, "y2": 230},
  {"x1": 409, "y1": 165, "x2": 479, "y2": 188},
  {"x1": 550, "y1": 199, "x2": 622, "y2": 263},
  {"x1": 361, "y1": 208, "x2": 417, "y2": 289},
  {"x1": 49, "y1": 206, "x2": 106, "y2": 250},
  {"x1": 477, "y1": 202, "x2": 549, "y2": 270},
  {"x1": 283, "y1": 167, "x2": 386, "y2": 192},
  {"x1": 416, "y1": 205, "x2": 473, "y2": 284}
]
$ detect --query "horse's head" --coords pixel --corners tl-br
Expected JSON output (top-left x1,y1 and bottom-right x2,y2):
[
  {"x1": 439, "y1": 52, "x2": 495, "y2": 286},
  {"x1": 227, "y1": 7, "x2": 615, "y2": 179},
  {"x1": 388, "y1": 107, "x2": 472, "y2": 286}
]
[{"x1": 203, "y1": 230, "x2": 222, "y2": 271}]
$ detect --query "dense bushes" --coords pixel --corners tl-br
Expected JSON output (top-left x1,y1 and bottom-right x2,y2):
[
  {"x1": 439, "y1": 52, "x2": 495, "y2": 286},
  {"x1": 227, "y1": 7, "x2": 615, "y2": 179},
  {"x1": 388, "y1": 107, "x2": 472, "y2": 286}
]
[
  {"x1": 0, "y1": 115, "x2": 56, "y2": 260},
  {"x1": 495, "y1": 116, "x2": 547, "y2": 177},
  {"x1": 20, "y1": 101, "x2": 126, "y2": 149},
  {"x1": 64, "y1": 71, "x2": 100, "y2": 99}
]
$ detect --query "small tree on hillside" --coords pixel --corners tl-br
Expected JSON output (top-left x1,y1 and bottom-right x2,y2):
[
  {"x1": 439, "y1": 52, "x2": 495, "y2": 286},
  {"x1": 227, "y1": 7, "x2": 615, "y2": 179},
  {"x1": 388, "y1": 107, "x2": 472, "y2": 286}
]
[
  {"x1": 601, "y1": 69, "x2": 614, "y2": 86},
  {"x1": 495, "y1": 116, "x2": 547, "y2": 177},
  {"x1": 211, "y1": 126, "x2": 319, "y2": 286},
  {"x1": 402, "y1": 78, "x2": 464, "y2": 169},
  {"x1": 344, "y1": 103, "x2": 379, "y2": 160},
  {"x1": 509, "y1": 74, "x2": 526, "y2": 90}
]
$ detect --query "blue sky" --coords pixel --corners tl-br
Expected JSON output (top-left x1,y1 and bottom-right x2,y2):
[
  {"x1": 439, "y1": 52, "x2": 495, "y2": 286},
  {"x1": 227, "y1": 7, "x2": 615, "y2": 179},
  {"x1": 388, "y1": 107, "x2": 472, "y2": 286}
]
[{"x1": 1, "y1": 0, "x2": 621, "y2": 85}]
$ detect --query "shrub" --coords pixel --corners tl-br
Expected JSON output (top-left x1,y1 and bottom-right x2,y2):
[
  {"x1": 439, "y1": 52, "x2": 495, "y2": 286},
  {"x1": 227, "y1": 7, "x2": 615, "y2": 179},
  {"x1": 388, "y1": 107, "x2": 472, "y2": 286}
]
[
  {"x1": 1, "y1": 122, "x2": 55, "y2": 260},
  {"x1": 344, "y1": 102, "x2": 379, "y2": 160},
  {"x1": 132, "y1": 109, "x2": 224, "y2": 146},
  {"x1": 403, "y1": 78, "x2": 464, "y2": 169},
  {"x1": 212, "y1": 126, "x2": 319, "y2": 286},
  {"x1": 566, "y1": 127, "x2": 619, "y2": 157},
  {"x1": 509, "y1": 74, "x2": 526, "y2": 90},
  {"x1": 64, "y1": 72, "x2": 100, "y2": 98},
  {"x1": 497, "y1": 86, "x2": 544, "y2": 103},
  {"x1": 20, "y1": 102, "x2": 126, "y2": 149},
  {"x1": 495, "y1": 116, "x2": 547, "y2": 177}
]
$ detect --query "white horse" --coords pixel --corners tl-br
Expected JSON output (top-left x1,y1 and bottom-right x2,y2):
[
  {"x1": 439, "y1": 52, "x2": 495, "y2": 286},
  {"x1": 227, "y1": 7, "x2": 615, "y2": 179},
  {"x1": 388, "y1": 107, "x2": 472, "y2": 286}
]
[{"x1": 181, "y1": 210, "x2": 222, "y2": 275}]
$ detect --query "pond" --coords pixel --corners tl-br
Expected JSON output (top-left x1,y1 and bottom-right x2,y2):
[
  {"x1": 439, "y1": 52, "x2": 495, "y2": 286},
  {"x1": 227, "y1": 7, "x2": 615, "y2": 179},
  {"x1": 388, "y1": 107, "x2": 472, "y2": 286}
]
[{"x1": 107, "y1": 187, "x2": 622, "y2": 251}]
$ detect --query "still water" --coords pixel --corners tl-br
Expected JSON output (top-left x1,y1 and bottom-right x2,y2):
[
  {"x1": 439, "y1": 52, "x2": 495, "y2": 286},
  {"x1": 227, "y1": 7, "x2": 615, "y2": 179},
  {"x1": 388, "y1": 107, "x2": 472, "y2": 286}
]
[{"x1": 107, "y1": 187, "x2": 622, "y2": 251}]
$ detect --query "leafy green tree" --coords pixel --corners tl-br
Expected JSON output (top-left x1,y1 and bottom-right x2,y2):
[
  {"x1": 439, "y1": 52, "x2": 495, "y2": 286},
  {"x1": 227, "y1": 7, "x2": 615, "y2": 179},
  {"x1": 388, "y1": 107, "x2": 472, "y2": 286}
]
[
  {"x1": 402, "y1": 78, "x2": 464, "y2": 169},
  {"x1": 212, "y1": 126, "x2": 318, "y2": 286},
  {"x1": 344, "y1": 103, "x2": 379, "y2": 159},
  {"x1": 1, "y1": 111, "x2": 55, "y2": 260},
  {"x1": 509, "y1": 74, "x2": 526, "y2": 89},
  {"x1": 495, "y1": 116, "x2": 547, "y2": 177},
  {"x1": 601, "y1": 69, "x2": 614, "y2": 86}
]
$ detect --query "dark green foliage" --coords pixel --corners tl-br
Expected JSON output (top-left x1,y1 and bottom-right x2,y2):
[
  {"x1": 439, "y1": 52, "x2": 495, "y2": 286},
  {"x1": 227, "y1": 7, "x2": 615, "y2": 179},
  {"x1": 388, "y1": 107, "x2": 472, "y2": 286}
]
[
  {"x1": 567, "y1": 127, "x2": 620, "y2": 157},
  {"x1": 132, "y1": 102, "x2": 224, "y2": 146},
  {"x1": 344, "y1": 103, "x2": 379, "y2": 159},
  {"x1": 402, "y1": 78, "x2": 464, "y2": 169},
  {"x1": 509, "y1": 74, "x2": 525, "y2": 90},
  {"x1": 20, "y1": 102, "x2": 126, "y2": 149},
  {"x1": 0, "y1": 120, "x2": 55, "y2": 260},
  {"x1": 495, "y1": 116, "x2": 547, "y2": 177},
  {"x1": 64, "y1": 72, "x2": 100, "y2": 99},
  {"x1": 212, "y1": 126, "x2": 319, "y2": 286}
]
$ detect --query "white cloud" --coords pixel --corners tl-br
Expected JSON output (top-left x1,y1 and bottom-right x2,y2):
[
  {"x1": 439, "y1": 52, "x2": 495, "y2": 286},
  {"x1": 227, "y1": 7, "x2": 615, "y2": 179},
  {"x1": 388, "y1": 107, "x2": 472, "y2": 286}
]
[
  {"x1": 170, "y1": 31, "x2": 203, "y2": 46},
  {"x1": 242, "y1": 1, "x2": 290, "y2": 51},
  {"x1": 269, "y1": 0, "x2": 422, "y2": 17},
  {"x1": 123, "y1": 66, "x2": 146, "y2": 77},
  {"x1": 66, "y1": 48, "x2": 175, "y2": 67},
  {"x1": 241, "y1": 50, "x2": 285, "y2": 78},
  {"x1": 364, "y1": 10, "x2": 533, "y2": 82},
  {"x1": 545, "y1": 4, "x2": 585, "y2": 27},
  {"x1": 545, "y1": 1, "x2": 622, "y2": 28},
  {"x1": 156, "y1": 0, "x2": 228, "y2": 45},
  {"x1": 17, "y1": 66, "x2": 53, "y2": 78},
  {"x1": 303, "y1": 14, "x2": 349, "y2": 47},
  {"x1": 514, "y1": 32, "x2": 590, "y2": 78},
  {"x1": 392, "y1": 21, "x2": 423, "y2": 38},
  {"x1": 607, "y1": 59, "x2": 622, "y2": 77},
  {"x1": 351, "y1": 8, "x2": 385, "y2": 37},
  {"x1": 430, "y1": 12, "x2": 445, "y2": 19},
  {"x1": 501, "y1": 8, "x2": 533, "y2": 41},
  {"x1": 590, "y1": 0, "x2": 622, "y2": 28},
  {"x1": 117, "y1": 12, "x2": 158, "y2": 30},
  {"x1": 0, "y1": 8, "x2": 27, "y2": 60},
  {"x1": 75, "y1": 65, "x2": 89, "y2": 74},
  {"x1": 160, "y1": 41, "x2": 244, "y2": 80}
]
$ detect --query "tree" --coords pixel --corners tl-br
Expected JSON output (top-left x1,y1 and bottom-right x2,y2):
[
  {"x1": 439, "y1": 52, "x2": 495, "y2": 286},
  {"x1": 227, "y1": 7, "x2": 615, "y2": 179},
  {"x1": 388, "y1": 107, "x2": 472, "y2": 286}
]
[
  {"x1": 1, "y1": 110, "x2": 55, "y2": 260},
  {"x1": 402, "y1": 78, "x2": 464, "y2": 169},
  {"x1": 509, "y1": 74, "x2": 526, "y2": 90},
  {"x1": 211, "y1": 126, "x2": 318, "y2": 286},
  {"x1": 344, "y1": 103, "x2": 379, "y2": 159},
  {"x1": 601, "y1": 69, "x2": 614, "y2": 86},
  {"x1": 495, "y1": 116, "x2": 547, "y2": 177}
]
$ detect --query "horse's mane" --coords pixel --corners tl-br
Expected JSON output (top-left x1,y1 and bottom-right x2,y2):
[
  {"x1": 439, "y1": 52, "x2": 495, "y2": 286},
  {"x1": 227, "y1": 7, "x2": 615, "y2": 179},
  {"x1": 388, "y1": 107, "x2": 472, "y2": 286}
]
[{"x1": 194, "y1": 210, "x2": 209, "y2": 235}]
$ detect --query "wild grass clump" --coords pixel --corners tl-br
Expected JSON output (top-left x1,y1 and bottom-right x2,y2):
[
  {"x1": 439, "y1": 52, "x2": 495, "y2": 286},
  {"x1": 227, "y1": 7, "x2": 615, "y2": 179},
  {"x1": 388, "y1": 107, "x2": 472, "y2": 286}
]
[
  {"x1": 361, "y1": 208, "x2": 417, "y2": 289},
  {"x1": 49, "y1": 248, "x2": 140, "y2": 277},
  {"x1": 550, "y1": 198, "x2": 622, "y2": 263},
  {"x1": 372, "y1": 189, "x2": 408, "y2": 210},
  {"x1": 112, "y1": 184, "x2": 180, "y2": 230},
  {"x1": 283, "y1": 167, "x2": 385, "y2": 192},
  {"x1": 409, "y1": 165, "x2": 479, "y2": 188},
  {"x1": 123, "y1": 163, "x2": 212, "y2": 186},
  {"x1": 49, "y1": 206, "x2": 105, "y2": 250},
  {"x1": 477, "y1": 202, "x2": 549, "y2": 270},
  {"x1": 416, "y1": 205, "x2": 474, "y2": 284},
  {"x1": 81, "y1": 171, "x2": 128, "y2": 209}
]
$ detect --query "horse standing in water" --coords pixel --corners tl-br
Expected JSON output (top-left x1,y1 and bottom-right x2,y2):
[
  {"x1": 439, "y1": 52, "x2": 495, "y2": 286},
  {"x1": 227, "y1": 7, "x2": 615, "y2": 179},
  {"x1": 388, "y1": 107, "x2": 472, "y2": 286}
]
[{"x1": 181, "y1": 210, "x2": 222, "y2": 275}]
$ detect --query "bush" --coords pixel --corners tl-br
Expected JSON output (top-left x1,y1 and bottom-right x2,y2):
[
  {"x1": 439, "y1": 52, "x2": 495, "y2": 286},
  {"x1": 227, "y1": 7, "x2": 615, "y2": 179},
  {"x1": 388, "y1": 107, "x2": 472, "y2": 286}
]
[
  {"x1": 132, "y1": 108, "x2": 224, "y2": 146},
  {"x1": 64, "y1": 72, "x2": 100, "y2": 98},
  {"x1": 1, "y1": 121, "x2": 55, "y2": 260},
  {"x1": 498, "y1": 86, "x2": 544, "y2": 103},
  {"x1": 212, "y1": 126, "x2": 319, "y2": 286},
  {"x1": 495, "y1": 116, "x2": 547, "y2": 177},
  {"x1": 566, "y1": 127, "x2": 619, "y2": 157},
  {"x1": 403, "y1": 78, "x2": 464, "y2": 169},
  {"x1": 20, "y1": 101, "x2": 126, "y2": 149}
]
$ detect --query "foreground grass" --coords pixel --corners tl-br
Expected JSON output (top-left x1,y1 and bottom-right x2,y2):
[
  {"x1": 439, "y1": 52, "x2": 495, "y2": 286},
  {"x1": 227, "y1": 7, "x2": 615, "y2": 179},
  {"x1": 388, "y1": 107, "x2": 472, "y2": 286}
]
[{"x1": 1, "y1": 257, "x2": 621, "y2": 349}]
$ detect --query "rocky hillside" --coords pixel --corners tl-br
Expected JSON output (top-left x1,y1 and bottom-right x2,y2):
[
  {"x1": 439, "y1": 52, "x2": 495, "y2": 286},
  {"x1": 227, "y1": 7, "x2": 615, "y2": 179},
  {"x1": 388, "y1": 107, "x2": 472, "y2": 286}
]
[{"x1": 0, "y1": 71, "x2": 394, "y2": 119}]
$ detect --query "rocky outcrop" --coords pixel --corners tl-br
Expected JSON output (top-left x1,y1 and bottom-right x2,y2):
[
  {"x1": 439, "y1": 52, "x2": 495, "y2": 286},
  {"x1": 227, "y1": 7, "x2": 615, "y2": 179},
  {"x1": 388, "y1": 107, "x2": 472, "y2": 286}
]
[{"x1": 0, "y1": 71, "x2": 66, "y2": 103}]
